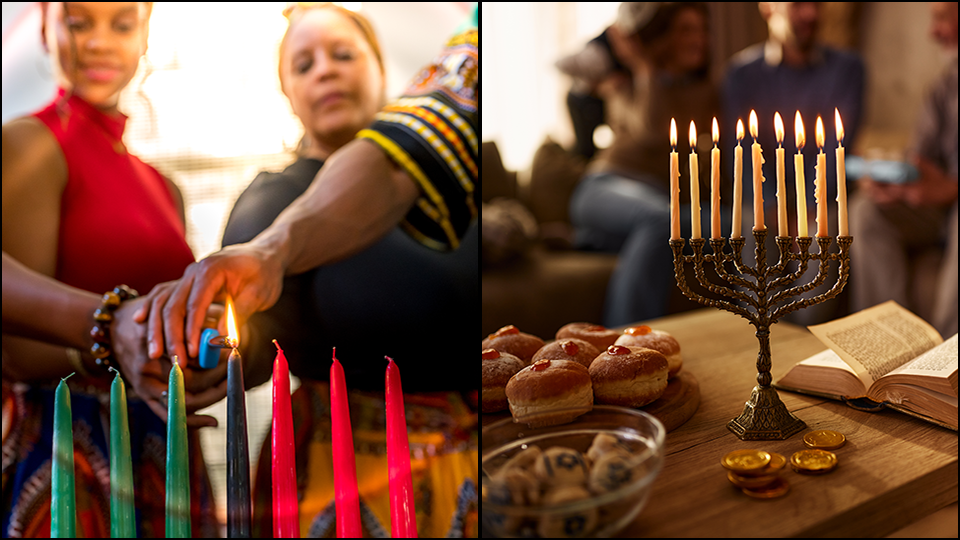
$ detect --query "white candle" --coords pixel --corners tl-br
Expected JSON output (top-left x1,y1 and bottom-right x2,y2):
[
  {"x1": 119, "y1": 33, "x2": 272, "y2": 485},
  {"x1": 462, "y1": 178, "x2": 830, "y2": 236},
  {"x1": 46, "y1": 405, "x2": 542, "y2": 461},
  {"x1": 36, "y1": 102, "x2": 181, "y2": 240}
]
[
  {"x1": 815, "y1": 115, "x2": 828, "y2": 237},
  {"x1": 749, "y1": 110, "x2": 765, "y2": 231},
  {"x1": 795, "y1": 112, "x2": 808, "y2": 237},
  {"x1": 689, "y1": 120, "x2": 701, "y2": 240},
  {"x1": 835, "y1": 108, "x2": 848, "y2": 236},
  {"x1": 774, "y1": 112, "x2": 787, "y2": 237},
  {"x1": 732, "y1": 119, "x2": 743, "y2": 238},
  {"x1": 670, "y1": 118, "x2": 680, "y2": 240},
  {"x1": 711, "y1": 118, "x2": 721, "y2": 239}
]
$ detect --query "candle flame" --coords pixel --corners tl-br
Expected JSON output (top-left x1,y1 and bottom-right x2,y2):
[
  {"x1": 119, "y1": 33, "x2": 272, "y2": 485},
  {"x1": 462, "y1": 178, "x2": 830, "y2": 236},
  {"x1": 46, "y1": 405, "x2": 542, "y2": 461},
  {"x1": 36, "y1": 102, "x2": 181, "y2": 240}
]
[
  {"x1": 815, "y1": 115, "x2": 824, "y2": 149},
  {"x1": 835, "y1": 108, "x2": 844, "y2": 143},
  {"x1": 795, "y1": 111, "x2": 805, "y2": 150},
  {"x1": 670, "y1": 118, "x2": 677, "y2": 149},
  {"x1": 774, "y1": 112, "x2": 784, "y2": 146},
  {"x1": 712, "y1": 117, "x2": 719, "y2": 146},
  {"x1": 689, "y1": 120, "x2": 697, "y2": 149},
  {"x1": 225, "y1": 296, "x2": 239, "y2": 348},
  {"x1": 736, "y1": 118, "x2": 744, "y2": 142},
  {"x1": 749, "y1": 109, "x2": 758, "y2": 139}
]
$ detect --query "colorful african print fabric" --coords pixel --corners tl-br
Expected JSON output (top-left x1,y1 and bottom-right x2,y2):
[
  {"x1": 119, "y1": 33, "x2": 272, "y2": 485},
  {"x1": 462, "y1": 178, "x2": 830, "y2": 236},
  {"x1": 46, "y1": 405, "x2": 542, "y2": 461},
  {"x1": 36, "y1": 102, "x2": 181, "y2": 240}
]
[
  {"x1": 358, "y1": 27, "x2": 479, "y2": 251},
  {"x1": 250, "y1": 380, "x2": 479, "y2": 538},
  {"x1": 1, "y1": 379, "x2": 217, "y2": 538}
]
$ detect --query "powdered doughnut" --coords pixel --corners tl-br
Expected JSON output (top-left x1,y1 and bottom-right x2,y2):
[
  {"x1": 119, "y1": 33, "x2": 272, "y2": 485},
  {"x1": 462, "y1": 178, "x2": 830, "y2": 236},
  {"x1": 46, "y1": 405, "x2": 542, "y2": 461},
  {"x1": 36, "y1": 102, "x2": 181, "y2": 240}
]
[
  {"x1": 615, "y1": 325, "x2": 683, "y2": 379},
  {"x1": 531, "y1": 338, "x2": 601, "y2": 369},
  {"x1": 482, "y1": 325, "x2": 545, "y2": 364},
  {"x1": 589, "y1": 345, "x2": 668, "y2": 407},
  {"x1": 555, "y1": 322, "x2": 619, "y2": 352},
  {"x1": 505, "y1": 359, "x2": 593, "y2": 427},
  {"x1": 481, "y1": 348, "x2": 525, "y2": 412}
]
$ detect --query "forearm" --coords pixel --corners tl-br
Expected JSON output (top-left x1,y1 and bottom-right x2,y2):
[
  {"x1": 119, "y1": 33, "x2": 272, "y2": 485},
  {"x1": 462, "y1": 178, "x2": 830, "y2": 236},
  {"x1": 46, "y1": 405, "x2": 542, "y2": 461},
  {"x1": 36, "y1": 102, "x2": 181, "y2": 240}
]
[
  {"x1": 249, "y1": 138, "x2": 420, "y2": 276},
  {"x1": 1, "y1": 336, "x2": 78, "y2": 382},
  {"x1": 2, "y1": 251, "x2": 99, "y2": 349}
]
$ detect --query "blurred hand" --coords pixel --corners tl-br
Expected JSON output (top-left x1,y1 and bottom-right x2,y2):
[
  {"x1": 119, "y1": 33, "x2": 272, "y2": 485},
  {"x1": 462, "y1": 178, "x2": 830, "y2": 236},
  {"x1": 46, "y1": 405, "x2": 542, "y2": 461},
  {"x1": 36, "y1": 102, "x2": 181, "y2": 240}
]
[
  {"x1": 901, "y1": 158, "x2": 959, "y2": 207},
  {"x1": 859, "y1": 158, "x2": 958, "y2": 209},
  {"x1": 134, "y1": 242, "x2": 284, "y2": 366},
  {"x1": 114, "y1": 297, "x2": 227, "y2": 428},
  {"x1": 859, "y1": 176, "x2": 905, "y2": 206}
]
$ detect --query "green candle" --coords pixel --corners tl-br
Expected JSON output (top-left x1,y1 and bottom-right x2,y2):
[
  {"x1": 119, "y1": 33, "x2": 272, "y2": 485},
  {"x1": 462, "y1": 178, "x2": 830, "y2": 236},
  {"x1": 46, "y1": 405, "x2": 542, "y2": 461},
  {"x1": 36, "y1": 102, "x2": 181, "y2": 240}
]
[
  {"x1": 166, "y1": 360, "x2": 191, "y2": 538},
  {"x1": 51, "y1": 374, "x2": 76, "y2": 538},
  {"x1": 110, "y1": 368, "x2": 135, "y2": 538}
]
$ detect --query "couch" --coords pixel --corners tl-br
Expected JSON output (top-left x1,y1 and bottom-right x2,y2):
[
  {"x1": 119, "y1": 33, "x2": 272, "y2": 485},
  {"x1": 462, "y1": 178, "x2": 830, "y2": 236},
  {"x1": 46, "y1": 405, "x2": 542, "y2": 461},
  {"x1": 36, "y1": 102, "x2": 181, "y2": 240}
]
[{"x1": 482, "y1": 140, "x2": 701, "y2": 340}]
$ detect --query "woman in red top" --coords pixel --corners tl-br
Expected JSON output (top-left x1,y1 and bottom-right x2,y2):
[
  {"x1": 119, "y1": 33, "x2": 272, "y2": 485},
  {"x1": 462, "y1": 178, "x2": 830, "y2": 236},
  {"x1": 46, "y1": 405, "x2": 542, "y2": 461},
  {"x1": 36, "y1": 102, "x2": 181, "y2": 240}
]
[{"x1": 1, "y1": 3, "x2": 223, "y2": 536}]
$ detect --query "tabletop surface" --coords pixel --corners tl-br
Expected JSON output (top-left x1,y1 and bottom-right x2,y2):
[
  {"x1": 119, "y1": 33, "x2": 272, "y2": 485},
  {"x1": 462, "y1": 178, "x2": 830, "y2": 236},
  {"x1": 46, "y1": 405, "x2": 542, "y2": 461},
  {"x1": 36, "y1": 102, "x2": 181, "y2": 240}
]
[{"x1": 482, "y1": 308, "x2": 959, "y2": 538}]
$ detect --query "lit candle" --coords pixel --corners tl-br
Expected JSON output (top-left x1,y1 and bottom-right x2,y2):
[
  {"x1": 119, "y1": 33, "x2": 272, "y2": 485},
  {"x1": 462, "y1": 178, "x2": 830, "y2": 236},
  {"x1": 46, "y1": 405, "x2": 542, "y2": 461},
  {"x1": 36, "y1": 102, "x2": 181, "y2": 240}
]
[
  {"x1": 51, "y1": 374, "x2": 76, "y2": 539},
  {"x1": 272, "y1": 340, "x2": 300, "y2": 538},
  {"x1": 166, "y1": 360, "x2": 191, "y2": 538},
  {"x1": 386, "y1": 357, "x2": 418, "y2": 538},
  {"x1": 732, "y1": 119, "x2": 744, "y2": 238},
  {"x1": 330, "y1": 348, "x2": 362, "y2": 537},
  {"x1": 815, "y1": 115, "x2": 828, "y2": 237},
  {"x1": 689, "y1": 120, "x2": 701, "y2": 239},
  {"x1": 109, "y1": 368, "x2": 135, "y2": 539},
  {"x1": 795, "y1": 112, "x2": 809, "y2": 237},
  {"x1": 835, "y1": 108, "x2": 848, "y2": 236},
  {"x1": 669, "y1": 118, "x2": 680, "y2": 240},
  {"x1": 711, "y1": 118, "x2": 721, "y2": 239},
  {"x1": 749, "y1": 110, "x2": 765, "y2": 230},
  {"x1": 225, "y1": 299, "x2": 251, "y2": 538},
  {"x1": 774, "y1": 112, "x2": 788, "y2": 237}
]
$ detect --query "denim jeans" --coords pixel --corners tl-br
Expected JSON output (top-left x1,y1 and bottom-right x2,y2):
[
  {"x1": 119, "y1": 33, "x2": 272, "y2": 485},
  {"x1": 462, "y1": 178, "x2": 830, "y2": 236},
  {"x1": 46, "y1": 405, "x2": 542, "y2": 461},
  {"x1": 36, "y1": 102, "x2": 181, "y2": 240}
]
[{"x1": 570, "y1": 171, "x2": 726, "y2": 326}]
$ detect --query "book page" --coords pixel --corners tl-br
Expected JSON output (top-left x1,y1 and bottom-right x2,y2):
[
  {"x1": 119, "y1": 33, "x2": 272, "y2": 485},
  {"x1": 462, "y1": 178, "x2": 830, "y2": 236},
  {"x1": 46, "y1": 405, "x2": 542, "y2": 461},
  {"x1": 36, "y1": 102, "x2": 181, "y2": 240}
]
[
  {"x1": 774, "y1": 349, "x2": 867, "y2": 398},
  {"x1": 807, "y1": 301, "x2": 944, "y2": 388},
  {"x1": 884, "y1": 334, "x2": 959, "y2": 395}
]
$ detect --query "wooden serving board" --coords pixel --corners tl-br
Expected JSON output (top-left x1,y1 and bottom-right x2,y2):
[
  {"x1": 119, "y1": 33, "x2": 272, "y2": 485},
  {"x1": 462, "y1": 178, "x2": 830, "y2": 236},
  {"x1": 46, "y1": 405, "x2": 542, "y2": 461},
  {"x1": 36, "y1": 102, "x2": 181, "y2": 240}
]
[{"x1": 481, "y1": 370, "x2": 700, "y2": 432}]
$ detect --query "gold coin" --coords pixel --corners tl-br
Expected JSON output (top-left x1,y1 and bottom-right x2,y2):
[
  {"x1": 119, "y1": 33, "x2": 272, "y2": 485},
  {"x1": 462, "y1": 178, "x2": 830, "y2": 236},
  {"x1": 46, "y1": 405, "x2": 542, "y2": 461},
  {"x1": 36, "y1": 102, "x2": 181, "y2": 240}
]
[
  {"x1": 735, "y1": 451, "x2": 787, "y2": 477},
  {"x1": 727, "y1": 471, "x2": 780, "y2": 489},
  {"x1": 790, "y1": 449, "x2": 838, "y2": 474},
  {"x1": 741, "y1": 477, "x2": 790, "y2": 499},
  {"x1": 764, "y1": 452, "x2": 787, "y2": 472},
  {"x1": 721, "y1": 449, "x2": 771, "y2": 473},
  {"x1": 803, "y1": 429, "x2": 846, "y2": 450}
]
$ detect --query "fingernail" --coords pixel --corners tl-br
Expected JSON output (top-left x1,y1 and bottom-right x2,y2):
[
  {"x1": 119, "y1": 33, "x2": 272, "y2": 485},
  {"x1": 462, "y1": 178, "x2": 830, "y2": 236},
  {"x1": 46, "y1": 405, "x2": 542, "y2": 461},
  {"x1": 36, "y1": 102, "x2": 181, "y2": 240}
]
[{"x1": 149, "y1": 343, "x2": 158, "y2": 357}]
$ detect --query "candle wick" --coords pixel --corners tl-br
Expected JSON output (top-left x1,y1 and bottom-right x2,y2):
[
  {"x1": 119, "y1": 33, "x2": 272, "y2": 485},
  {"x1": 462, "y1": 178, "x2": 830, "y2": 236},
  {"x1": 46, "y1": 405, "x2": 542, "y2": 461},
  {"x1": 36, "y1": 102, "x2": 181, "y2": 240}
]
[
  {"x1": 386, "y1": 356, "x2": 394, "y2": 365},
  {"x1": 63, "y1": 372, "x2": 75, "y2": 382},
  {"x1": 109, "y1": 366, "x2": 119, "y2": 376},
  {"x1": 273, "y1": 339, "x2": 283, "y2": 352}
]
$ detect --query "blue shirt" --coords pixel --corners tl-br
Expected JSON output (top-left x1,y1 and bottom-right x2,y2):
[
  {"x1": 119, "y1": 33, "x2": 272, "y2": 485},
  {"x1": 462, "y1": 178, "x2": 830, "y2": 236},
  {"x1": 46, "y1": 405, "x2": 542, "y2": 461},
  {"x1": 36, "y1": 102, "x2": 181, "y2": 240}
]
[{"x1": 723, "y1": 42, "x2": 865, "y2": 212}]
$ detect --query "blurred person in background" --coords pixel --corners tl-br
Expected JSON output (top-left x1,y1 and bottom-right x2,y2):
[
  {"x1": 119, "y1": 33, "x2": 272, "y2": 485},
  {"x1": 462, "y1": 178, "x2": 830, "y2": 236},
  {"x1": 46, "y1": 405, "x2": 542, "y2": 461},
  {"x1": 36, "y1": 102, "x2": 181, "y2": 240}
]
[
  {"x1": 1, "y1": 2, "x2": 222, "y2": 537},
  {"x1": 722, "y1": 1, "x2": 865, "y2": 325},
  {"x1": 850, "y1": 1, "x2": 958, "y2": 338},
  {"x1": 135, "y1": 3, "x2": 479, "y2": 536},
  {"x1": 567, "y1": 2, "x2": 725, "y2": 327}
]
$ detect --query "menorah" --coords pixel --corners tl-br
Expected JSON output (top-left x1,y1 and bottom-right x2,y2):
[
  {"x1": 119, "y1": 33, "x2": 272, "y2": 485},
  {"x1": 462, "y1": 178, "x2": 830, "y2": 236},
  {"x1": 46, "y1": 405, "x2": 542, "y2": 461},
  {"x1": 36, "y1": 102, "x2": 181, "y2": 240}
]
[{"x1": 669, "y1": 230, "x2": 853, "y2": 440}]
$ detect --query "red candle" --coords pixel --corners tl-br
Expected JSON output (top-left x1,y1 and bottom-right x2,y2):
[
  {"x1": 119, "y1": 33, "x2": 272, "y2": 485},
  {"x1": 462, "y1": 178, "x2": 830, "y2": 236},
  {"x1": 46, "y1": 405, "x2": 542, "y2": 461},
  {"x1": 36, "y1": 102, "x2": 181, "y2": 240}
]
[
  {"x1": 272, "y1": 340, "x2": 300, "y2": 538},
  {"x1": 330, "y1": 348, "x2": 362, "y2": 537},
  {"x1": 386, "y1": 356, "x2": 417, "y2": 538}
]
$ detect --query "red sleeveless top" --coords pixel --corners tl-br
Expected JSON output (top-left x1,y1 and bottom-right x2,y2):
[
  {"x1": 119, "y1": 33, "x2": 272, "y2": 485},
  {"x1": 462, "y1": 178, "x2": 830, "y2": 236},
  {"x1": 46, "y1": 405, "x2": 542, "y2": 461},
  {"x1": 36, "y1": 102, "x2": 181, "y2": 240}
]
[{"x1": 33, "y1": 89, "x2": 194, "y2": 295}]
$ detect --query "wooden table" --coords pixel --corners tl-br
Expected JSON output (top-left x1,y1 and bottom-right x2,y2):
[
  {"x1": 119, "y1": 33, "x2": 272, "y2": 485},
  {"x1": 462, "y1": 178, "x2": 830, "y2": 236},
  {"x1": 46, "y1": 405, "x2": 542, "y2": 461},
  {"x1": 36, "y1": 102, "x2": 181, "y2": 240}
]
[{"x1": 483, "y1": 308, "x2": 958, "y2": 537}]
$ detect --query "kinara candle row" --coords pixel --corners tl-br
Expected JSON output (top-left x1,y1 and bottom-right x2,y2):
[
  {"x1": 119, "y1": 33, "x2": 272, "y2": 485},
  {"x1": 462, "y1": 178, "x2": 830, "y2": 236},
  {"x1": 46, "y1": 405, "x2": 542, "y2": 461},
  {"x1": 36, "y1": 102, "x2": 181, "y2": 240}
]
[
  {"x1": 50, "y1": 339, "x2": 417, "y2": 538},
  {"x1": 669, "y1": 108, "x2": 849, "y2": 241}
]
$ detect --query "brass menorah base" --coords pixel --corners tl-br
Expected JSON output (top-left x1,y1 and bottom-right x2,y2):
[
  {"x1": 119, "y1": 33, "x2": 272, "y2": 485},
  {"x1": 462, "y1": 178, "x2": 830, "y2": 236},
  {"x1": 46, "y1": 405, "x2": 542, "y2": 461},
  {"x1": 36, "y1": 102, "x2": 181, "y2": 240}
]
[{"x1": 670, "y1": 229, "x2": 853, "y2": 440}]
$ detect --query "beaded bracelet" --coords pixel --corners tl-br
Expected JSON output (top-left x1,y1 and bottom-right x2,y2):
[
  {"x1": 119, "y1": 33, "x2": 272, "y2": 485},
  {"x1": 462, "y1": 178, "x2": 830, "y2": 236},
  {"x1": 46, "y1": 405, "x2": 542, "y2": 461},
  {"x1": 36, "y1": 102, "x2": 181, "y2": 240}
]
[{"x1": 89, "y1": 285, "x2": 139, "y2": 375}]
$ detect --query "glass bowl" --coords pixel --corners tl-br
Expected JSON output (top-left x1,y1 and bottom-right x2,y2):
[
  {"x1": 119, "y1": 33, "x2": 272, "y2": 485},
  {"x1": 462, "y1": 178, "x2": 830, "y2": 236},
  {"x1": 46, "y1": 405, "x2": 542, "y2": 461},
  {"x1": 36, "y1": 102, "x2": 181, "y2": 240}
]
[{"x1": 481, "y1": 406, "x2": 666, "y2": 538}]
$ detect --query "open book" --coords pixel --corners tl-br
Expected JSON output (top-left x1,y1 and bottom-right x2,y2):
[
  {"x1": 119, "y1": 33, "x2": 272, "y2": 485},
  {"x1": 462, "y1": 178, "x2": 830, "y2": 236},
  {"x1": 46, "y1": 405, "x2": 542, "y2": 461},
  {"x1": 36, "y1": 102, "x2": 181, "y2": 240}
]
[{"x1": 774, "y1": 301, "x2": 958, "y2": 430}]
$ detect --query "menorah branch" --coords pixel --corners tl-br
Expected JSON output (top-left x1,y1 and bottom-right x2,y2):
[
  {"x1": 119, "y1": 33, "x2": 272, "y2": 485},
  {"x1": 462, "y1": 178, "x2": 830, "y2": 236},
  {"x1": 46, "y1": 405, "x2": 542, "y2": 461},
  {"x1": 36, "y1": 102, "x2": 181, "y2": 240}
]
[{"x1": 670, "y1": 231, "x2": 853, "y2": 440}]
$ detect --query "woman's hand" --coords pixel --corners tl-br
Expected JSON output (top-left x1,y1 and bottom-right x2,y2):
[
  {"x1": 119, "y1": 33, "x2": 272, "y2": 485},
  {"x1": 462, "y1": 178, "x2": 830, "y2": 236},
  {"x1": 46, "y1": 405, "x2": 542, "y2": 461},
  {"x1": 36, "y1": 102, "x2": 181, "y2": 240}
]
[
  {"x1": 134, "y1": 244, "x2": 284, "y2": 365},
  {"x1": 115, "y1": 296, "x2": 227, "y2": 428}
]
